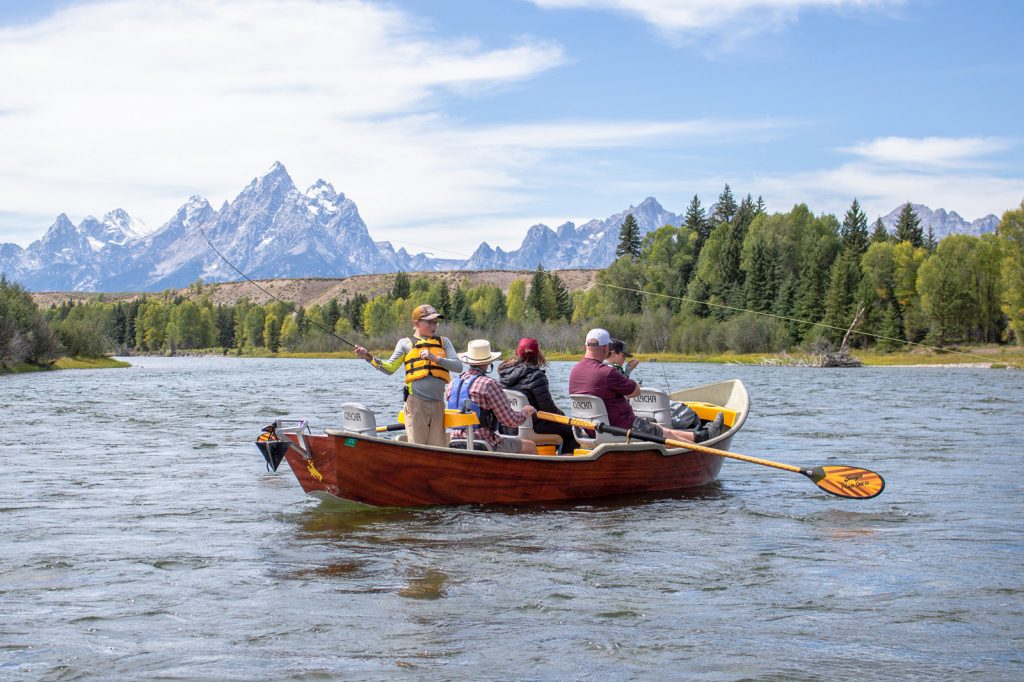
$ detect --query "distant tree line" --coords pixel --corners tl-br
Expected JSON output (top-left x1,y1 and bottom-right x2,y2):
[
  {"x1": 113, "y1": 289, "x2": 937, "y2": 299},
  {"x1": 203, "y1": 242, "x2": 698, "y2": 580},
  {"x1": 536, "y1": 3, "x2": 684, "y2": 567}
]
[
  {"x1": 3, "y1": 192, "x2": 1024, "y2": 367},
  {"x1": 3, "y1": 268, "x2": 576, "y2": 362},
  {"x1": 577, "y1": 189, "x2": 1024, "y2": 353}
]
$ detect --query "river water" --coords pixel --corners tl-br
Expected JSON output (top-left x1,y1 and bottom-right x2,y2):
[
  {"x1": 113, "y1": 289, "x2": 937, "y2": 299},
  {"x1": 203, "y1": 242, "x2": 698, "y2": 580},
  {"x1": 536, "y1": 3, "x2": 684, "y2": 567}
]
[{"x1": 2, "y1": 356, "x2": 1022, "y2": 680}]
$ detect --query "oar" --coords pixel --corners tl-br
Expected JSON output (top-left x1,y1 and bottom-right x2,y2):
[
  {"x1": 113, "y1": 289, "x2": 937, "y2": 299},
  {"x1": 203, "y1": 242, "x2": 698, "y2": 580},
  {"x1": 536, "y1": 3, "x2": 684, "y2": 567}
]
[
  {"x1": 536, "y1": 411, "x2": 884, "y2": 499},
  {"x1": 375, "y1": 423, "x2": 406, "y2": 433}
]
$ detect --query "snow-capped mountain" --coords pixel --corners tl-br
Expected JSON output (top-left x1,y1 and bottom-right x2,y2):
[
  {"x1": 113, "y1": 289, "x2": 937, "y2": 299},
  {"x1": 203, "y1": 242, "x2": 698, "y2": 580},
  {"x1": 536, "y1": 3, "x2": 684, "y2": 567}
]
[
  {"x1": 0, "y1": 162, "x2": 1007, "y2": 292},
  {"x1": 463, "y1": 198, "x2": 683, "y2": 271},
  {"x1": 880, "y1": 203, "x2": 999, "y2": 239},
  {"x1": 0, "y1": 163, "x2": 409, "y2": 291}
]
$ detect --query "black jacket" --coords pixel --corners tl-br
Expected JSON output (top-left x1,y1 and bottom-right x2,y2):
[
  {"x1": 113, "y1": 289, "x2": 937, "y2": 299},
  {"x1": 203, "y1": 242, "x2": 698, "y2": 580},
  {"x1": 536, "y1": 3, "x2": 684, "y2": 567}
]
[{"x1": 497, "y1": 362, "x2": 563, "y2": 415}]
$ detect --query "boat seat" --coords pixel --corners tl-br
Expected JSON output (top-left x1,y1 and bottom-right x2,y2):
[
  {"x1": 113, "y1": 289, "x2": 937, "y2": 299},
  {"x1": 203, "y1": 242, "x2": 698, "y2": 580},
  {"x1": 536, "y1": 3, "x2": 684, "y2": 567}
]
[
  {"x1": 569, "y1": 394, "x2": 627, "y2": 449},
  {"x1": 448, "y1": 438, "x2": 493, "y2": 451},
  {"x1": 630, "y1": 387, "x2": 673, "y2": 426},
  {"x1": 502, "y1": 389, "x2": 563, "y2": 453},
  {"x1": 340, "y1": 402, "x2": 377, "y2": 436}
]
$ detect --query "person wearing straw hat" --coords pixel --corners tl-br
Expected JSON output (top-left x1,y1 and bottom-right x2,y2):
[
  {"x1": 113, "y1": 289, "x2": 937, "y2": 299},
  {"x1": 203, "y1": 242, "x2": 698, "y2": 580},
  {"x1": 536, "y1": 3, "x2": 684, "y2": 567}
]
[
  {"x1": 569, "y1": 328, "x2": 722, "y2": 443},
  {"x1": 354, "y1": 303, "x2": 462, "y2": 447},
  {"x1": 445, "y1": 339, "x2": 538, "y2": 454}
]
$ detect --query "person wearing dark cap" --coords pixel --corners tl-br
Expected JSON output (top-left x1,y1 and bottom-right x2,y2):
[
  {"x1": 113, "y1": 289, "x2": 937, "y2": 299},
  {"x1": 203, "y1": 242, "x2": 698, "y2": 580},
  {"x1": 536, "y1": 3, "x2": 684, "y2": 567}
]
[
  {"x1": 607, "y1": 338, "x2": 639, "y2": 378},
  {"x1": 498, "y1": 337, "x2": 580, "y2": 453},
  {"x1": 354, "y1": 303, "x2": 462, "y2": 447},
  {"x1": 569, "y1": 328, "x2": 723, "y2": 444}
]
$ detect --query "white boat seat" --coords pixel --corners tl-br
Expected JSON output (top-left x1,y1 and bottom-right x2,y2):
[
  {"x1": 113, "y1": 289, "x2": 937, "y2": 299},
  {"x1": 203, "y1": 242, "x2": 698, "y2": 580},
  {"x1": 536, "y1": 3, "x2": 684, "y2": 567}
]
[
  {"x1": 340, "y1": 402, "x2": 377, "y2": 436},
  {"x1": 569, "y1": 394, "x2": 627, "y2": 448},
  {"x1": 502, "y1": 389, "x2": 563, "y2": 452},
  {"x1": 630, "y1": 387, "x2": 673, "y2": 426}
]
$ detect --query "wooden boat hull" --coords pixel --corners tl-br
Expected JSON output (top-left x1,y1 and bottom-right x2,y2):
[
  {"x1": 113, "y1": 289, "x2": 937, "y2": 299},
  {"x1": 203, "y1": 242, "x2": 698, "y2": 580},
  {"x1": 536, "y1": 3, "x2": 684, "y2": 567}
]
[{"x1": 275, "y1": 379, "x2": 749, "y2": 507}]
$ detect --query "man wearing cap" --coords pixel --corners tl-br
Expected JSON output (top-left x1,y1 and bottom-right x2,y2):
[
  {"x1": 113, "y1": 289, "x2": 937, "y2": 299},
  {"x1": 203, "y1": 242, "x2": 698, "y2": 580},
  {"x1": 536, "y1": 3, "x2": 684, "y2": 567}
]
[
  {"x1": 569, "y1": 328, "x2": 723, "y2": 444},
  {"x1": 354, "y1": 304, "x2": 462, "y2": 447},
  {"x1": 445, "y1": 339, "x2": 538, "y2": 454},
  {"x1": 607, "y1": 338, "x2": 639, "y2": 378}
]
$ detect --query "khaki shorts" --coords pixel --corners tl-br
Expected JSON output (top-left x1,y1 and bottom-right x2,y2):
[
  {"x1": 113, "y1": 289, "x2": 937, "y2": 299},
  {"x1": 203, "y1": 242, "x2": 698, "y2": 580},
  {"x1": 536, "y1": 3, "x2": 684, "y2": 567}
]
[{"x1": 404, "y1": 394, "x2": 448, "y2": 447}]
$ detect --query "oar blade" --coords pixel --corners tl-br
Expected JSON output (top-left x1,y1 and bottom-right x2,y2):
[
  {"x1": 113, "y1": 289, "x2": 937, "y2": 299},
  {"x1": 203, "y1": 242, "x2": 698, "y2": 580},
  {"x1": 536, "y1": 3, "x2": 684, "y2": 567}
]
[{"x1": 808, "y1": 465, "x2": 885, "y2": 499}]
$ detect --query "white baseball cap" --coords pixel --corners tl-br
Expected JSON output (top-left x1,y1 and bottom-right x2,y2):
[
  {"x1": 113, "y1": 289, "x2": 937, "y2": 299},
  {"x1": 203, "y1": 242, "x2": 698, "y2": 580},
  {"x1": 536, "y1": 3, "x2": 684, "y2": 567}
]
[{"x1": 585, "y1": 328, "x2": 610, "y2": 346}]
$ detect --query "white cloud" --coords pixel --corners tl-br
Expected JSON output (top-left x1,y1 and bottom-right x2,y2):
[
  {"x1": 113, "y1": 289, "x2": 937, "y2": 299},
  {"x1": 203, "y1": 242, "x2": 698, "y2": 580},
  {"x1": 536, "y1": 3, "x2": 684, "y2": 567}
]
[
  {"x1": 0, "y1": 0, "x2": 569, "y2": 249},
  {"x1": 756, "y1": 162, "x2": 1023, "y2": 222},
  {"x1": 529, "y1": 0, "x2": 900, "y2": 35},
  {"x1": 839, "y1": 136, "x2": 1010, "y2": 168}
]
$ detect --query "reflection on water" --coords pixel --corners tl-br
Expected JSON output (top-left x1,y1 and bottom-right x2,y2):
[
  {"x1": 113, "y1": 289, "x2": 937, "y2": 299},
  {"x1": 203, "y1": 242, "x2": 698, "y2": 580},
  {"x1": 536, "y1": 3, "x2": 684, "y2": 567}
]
[{"x1": 1, "y1": 357, "x2": 1023, "y2": 679}]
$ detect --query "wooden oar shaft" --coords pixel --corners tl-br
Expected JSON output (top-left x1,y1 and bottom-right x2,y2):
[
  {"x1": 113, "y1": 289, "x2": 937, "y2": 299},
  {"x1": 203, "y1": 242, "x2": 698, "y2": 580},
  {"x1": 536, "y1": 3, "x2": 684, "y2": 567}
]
[
  {"x1": 535, "y1": 411, "x2": 884, "y2": 499},
  {"x1": 536, "y1": 411, "x2": 802, "y2": 474}
]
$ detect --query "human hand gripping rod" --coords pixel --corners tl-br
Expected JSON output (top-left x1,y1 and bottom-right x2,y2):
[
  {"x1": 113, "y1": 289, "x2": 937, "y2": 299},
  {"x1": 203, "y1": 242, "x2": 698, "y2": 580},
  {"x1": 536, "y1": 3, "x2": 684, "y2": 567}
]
[{"x1": 535, "y1": 411, "x2": 885, "y2": 499}]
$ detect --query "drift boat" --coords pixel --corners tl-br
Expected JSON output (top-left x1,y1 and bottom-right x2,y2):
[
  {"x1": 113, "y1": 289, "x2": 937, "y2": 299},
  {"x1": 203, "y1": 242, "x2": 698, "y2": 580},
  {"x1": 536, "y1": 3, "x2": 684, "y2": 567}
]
[{"x1": 255, "y1": 379, "x2": 750, "y2": 507}]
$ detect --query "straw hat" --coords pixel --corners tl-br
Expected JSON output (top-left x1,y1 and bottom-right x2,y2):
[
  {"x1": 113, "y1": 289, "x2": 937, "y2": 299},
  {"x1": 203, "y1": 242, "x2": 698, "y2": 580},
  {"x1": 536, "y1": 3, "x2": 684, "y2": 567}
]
[{"x1": 458, "y1": 339, "x2": 502, "y2": 366}]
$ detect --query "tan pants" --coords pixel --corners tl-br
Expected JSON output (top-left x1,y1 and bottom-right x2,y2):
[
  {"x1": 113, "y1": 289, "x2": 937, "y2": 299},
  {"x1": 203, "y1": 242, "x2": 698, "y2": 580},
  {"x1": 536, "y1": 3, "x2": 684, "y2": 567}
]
[{"x1": 404, "y1": 394, "x2": 448, "y2": 447}]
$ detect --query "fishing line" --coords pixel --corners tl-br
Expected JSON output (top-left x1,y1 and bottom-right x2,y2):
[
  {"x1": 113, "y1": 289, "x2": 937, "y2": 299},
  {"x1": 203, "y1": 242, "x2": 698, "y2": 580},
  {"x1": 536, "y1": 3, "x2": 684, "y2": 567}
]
[
  {"x1": 197, "y1": 227, "x2": 358, "y2": 349},
  {"x1": 596, "y1": 281, "x2": 1024, "y2": 370}
]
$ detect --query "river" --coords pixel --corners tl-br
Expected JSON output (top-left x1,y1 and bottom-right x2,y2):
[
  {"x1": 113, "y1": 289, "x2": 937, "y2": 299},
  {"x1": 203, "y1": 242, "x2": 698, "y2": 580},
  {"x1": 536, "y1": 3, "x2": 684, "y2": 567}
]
[{"x1": 2, "y1": 357, "x2": 1022, "y2": 680}]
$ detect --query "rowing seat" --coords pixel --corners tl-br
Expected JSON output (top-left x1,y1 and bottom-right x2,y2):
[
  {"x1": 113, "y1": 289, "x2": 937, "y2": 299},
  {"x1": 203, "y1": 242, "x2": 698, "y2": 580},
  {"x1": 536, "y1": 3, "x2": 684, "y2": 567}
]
[
  {"x1": 629, "y1": 387, "x2": 673, "y2": 426},
  {"x1": 502, "y1": 389, "x2": 562, "y2": 454},
  {"x1": 340, "y1": 402, "x2": 377, "y2": 436},
  {"x1": 569, "y1": 394, "x2": 627, "y2": 449}
]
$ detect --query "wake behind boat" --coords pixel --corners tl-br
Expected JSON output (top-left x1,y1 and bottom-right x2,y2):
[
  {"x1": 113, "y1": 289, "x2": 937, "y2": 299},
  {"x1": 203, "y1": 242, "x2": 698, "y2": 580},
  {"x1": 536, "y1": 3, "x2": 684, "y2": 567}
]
[{"x1": 255, "y1": 379, "x2": 750, "y2": 507}]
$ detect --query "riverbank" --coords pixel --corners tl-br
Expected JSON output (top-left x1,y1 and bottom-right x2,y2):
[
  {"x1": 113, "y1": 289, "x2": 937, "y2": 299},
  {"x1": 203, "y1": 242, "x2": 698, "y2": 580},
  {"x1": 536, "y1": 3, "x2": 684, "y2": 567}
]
[
  {"x1": 0, "y1": 356, "x2": 131, "y2": 374},
  {"x1": 124, "y1": 345, "x2": 1024, "y2": 369}
]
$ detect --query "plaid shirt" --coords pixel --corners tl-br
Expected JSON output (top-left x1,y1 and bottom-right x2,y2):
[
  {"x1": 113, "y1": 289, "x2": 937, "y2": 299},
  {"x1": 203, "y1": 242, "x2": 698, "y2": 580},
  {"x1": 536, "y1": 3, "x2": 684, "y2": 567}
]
[{"x1": 445, "y1": 367, "x2": 527, "y2": 448}]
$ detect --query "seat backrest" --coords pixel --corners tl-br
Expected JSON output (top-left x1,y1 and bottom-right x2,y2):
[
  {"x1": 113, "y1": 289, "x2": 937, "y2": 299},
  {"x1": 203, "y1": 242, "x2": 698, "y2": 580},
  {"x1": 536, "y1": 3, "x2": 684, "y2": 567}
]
[
  {"x1": 569, "y1": 394, "x2": 624, "y2": 447},
  {"x1": 340, "y1": 402, "x2": 377, "y2": 436},
  {"x1": 630, "y1": 387, "x2": 673, "y2": 426},
  {"x1": 502, "y1": 389, "x2": 562, "y2": 449}
]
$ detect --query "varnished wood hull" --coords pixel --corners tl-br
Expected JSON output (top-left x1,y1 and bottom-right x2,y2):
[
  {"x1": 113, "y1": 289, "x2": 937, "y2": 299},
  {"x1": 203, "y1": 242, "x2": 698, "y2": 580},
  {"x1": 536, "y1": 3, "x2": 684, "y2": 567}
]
[{"x1": 275, "y1": 380, "x2": 749, "y2": 507}]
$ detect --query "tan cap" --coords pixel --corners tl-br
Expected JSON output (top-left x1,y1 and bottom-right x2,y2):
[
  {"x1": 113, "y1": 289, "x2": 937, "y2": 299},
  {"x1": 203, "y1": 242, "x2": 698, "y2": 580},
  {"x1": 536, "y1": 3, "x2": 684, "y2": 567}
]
[{"x1": 412, "y1": 304, "x2": 443, "y2": 322}]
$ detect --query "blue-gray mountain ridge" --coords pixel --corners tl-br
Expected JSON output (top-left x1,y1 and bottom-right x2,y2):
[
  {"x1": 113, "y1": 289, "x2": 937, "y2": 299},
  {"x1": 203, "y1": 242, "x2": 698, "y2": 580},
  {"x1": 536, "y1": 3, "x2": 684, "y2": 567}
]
[{"x1": 0, "y1": 162, "x2": 1001, "y2": 292}]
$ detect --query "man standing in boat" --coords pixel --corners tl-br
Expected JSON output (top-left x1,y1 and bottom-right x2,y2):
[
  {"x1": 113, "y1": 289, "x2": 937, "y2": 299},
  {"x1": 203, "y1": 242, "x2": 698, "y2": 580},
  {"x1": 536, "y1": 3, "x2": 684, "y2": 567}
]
[
  {"x1": 569, "y1": 328, "x2": 723, "y2": 443},
  {"x1": 446, "y1": 339, "x2": 539, "y2": 454},
  {"x1": 354, "y1": 304, "x2": 462, "y2": 447}
]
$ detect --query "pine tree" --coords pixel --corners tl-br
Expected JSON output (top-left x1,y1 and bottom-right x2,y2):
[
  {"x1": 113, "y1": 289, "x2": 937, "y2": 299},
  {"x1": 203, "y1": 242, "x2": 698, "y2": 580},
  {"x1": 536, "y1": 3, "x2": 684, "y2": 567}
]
[
  {"x1": 878, "y1": 301, "x2": 905, "y2": 351},
  {"x1": 527, "y1": 265, "x2": 548, "y2": 320},
  {"x1": 822, "y1": 252, "x2": 861, "y2": 343},
  {"x1": 870, "y1": 217, "x2": 890, "y2": 244},
  {"x1": 755, "y1": 195, "x2": 767, "y2": 215},
  {"x1": 711, "y1": 184, "x2": 738, "y2": 226},
  {"x1": 436, "y1": 281, "x2": 451, "y2": 319},
  {"x1": 744, "y1": 240, "x2": 775, "y2": 313},
  {"x1": 616, "y1": 214, "x2": 641, "y2": 260},
  {"x1": 895, "y1": 202, "x2": 923, "y2": 247},
  {"x1": 322, "y1": 298, "x2": 341, "y2": 329},
  {"x1": 925, "y1": 224, "x2": 937, "y2": 252},
  {"x1": 841, "y1": 199, "x2": 870, "y2": 256},
  {"x1": 684, "y1": 194, "x2": 708, "y2": 254},
  {"x1": 550, "y1": 272, "x2": 573, "y2": 320},
  {"x1": 390, "y1": 271, "x2": 410, "y2": 300}
]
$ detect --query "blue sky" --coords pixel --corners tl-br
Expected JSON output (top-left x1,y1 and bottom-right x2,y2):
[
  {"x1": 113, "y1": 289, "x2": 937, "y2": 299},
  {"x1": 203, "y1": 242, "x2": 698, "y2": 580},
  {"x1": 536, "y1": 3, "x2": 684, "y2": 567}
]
[{"x1": 0, "y1": 0, "x2": 1021, "y2": 259}]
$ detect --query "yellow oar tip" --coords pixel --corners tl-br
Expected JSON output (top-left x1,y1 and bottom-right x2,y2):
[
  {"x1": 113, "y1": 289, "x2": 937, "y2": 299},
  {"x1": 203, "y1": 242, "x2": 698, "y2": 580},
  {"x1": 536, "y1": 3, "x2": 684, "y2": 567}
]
[{"x1": 809, "y1": 465, "x2": 885, "y2": 499}]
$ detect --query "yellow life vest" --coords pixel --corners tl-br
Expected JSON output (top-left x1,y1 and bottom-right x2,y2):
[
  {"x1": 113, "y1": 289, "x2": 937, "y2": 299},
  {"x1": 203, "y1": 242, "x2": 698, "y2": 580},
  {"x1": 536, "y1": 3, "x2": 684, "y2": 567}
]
[{"x1": 403, "y1": 336, "x2": 450, "y2": 384}]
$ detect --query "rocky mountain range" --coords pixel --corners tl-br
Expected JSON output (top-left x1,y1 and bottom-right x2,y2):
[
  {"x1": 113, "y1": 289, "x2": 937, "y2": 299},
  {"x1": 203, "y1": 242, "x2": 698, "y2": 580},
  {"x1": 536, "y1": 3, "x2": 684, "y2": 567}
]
[{"x1": 0, "y1": 162, "x2": 1003, "y2": 292}]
